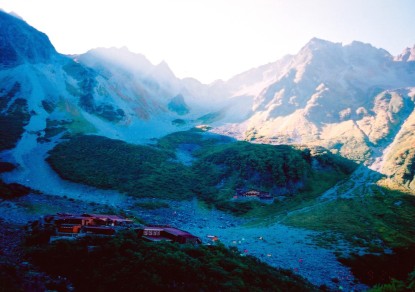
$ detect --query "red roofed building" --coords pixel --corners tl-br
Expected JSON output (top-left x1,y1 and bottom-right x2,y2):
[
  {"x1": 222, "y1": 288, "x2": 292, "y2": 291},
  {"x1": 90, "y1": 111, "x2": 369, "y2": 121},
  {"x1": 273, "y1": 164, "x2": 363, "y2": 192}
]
[
  {"x1": 82, "y1": 214, "x2": 133, "y2": 226},
  {"x1": 43, "y1": 213, "x2": 133, "y2": 242},
  {"x1": 54, "y1": 216, "x2": 94, "y2": 226},
  {"x1": 57, "y1": 224, "x2": 82, "y2": 234}
]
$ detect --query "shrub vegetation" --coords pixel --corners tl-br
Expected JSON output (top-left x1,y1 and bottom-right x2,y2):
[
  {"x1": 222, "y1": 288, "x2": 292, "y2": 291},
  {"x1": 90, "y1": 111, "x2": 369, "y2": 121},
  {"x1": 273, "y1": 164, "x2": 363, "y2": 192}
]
[
  {"x1": 0, "y1": 82, "x2": 31, "y2": 151},
  {"x1": 26, "y1": 231, "x2": 317, "y2": 291},
  {"x1": 47, "y1": 131, "x2": 357, "y2": 215}
]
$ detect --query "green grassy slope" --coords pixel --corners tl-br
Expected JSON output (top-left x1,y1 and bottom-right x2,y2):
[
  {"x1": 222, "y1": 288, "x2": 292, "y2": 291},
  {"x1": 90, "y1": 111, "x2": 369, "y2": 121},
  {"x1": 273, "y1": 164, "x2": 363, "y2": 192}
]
[
  {"x1": 47, "y1": 135, "x2": 194, "y2": 200},
  {"x1": 47, "y1": 130, "x2": 357, "y2": 215},
  {"x1": 284, "y1": 188, "x2": 415, "y2": 250}
]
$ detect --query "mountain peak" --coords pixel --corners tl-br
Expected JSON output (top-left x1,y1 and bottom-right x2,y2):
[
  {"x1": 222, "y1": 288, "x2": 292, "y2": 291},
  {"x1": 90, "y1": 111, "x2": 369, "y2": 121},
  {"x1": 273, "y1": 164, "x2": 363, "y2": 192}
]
[
  {"x1": 156, "y1": 60, "x2": 172, "y2": 71},
  {"x1": 344, "y1": 40, "x2": 392, "y2": 60},
  {"x1": 296, "y1": 38, "x2": 392, "y2": 65},
  {"x1": 345, "y1": 40, "x2": 384, "y2": 52},
  {"x1": 395, "y1": 45, "x2": 415, "y2": 62},
  {"x1": 302, "y1": 38, "x2": 340, "y2": 51},
  {"x1": 309, "y1": 37, "x2": 333, "y2": 44},
  {"x1": 154, "y1": 60, "x2": 176, "y2": 78},
  {"x1": 79, "y1": 46, "x2": 154, "y2": 74},
  {"x1": 0, "y1": 11, "x2": 57, "y2": 68},
  {"x1": 7, "y1": 11, "x2": 24, "y2": 20}
]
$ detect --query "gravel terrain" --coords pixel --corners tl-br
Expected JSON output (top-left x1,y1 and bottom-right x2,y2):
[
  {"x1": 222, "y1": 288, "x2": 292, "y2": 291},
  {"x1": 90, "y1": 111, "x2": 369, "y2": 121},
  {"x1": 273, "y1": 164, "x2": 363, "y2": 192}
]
[
  {"x1": 0, "y1": 134, "x2": 370, "y2": 291},
  {"x1": 136, "y1": 198, "x2": 368, "y2": 291},
  {"x1": 1, "y1": 135, "x2": 128, "y2": 206},
  {"x1": 1, "y1": 193, "x2": 369, "y2": 290}
]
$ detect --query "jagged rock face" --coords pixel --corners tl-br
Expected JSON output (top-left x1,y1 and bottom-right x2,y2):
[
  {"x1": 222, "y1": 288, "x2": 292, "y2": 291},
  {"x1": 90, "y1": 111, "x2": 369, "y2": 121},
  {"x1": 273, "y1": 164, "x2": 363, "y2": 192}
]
[
  {"x1": 380, "y1": 89, "x2": 415, "y2": 191},
  {"x1": 1, "y1": 10, "x2": 415, "y2": 190},
  {"x1": 395, "y1": 45, "x2": 415, "y2": 62},
  {"x1": 209, "y1": 39, "x2": 415, "y2": 189},
  {"x1": 0, "y1": 11, "x2": 57, "y2": 68},
  {"x1": 168, "y1": 94, "x2": 190, "y2": 115},
  {"x1": 74, "y1": 47, "x2": 177, "y2": 119},
  {"x1": 213, "y1": 39, "x2": 415, "y2": 166},
  {"x1": 252, "y1": 39, "x2": 400, "y2": 124},
  {"x1": 0, "y1": 11, "x2": 218, "y2": 144}
]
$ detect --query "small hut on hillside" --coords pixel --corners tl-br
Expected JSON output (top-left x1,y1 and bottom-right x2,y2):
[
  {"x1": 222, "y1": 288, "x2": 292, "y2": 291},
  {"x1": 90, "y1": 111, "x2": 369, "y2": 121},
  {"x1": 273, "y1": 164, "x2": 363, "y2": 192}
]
[
  {"x1": 137, "y1": 225, "x2": 202, "y2": 244},
  {"x1": 233, "y1": 189, "x2": 274, "y2": 203}
]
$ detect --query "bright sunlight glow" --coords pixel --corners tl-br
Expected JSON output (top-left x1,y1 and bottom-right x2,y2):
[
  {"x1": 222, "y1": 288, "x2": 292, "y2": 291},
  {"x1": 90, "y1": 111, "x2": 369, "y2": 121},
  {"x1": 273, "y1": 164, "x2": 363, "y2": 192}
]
[{"x1": 1, "y1": 0, "x2": 414, "y2": 83}]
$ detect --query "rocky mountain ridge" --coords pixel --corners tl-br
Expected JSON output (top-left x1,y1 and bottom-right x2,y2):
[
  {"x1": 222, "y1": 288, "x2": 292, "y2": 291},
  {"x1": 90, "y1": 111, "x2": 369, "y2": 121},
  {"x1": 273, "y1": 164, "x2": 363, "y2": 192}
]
[
  {"x1": 1, "y1": 11, "x2": 415, "y2": 291},
  {"x1": 0, "y1": 11, "x2": 414, "y2": 192},
  {"x1": 213, "y1": 39, "x2": 415, "y2": 191}
]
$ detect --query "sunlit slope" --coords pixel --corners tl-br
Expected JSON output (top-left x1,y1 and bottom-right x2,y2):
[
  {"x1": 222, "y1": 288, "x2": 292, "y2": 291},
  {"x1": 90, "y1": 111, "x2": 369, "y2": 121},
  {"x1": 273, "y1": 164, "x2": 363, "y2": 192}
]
[{"x1": 381, "y1": 93, "x2": 415, "y2": 192}]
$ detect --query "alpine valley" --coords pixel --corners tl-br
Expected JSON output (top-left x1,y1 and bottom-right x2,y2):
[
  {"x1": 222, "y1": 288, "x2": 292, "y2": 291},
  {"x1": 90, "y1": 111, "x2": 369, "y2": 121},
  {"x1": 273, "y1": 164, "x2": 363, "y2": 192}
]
[{"x1": 1, "y1": 11, "x2": 415, "y2": 291}]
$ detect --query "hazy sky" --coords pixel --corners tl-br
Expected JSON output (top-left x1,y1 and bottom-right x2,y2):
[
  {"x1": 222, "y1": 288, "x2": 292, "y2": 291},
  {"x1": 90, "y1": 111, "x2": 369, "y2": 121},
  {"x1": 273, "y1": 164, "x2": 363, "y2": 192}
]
[{"x1": 1, "y1": 0, "x2": 414, "y2": 83}]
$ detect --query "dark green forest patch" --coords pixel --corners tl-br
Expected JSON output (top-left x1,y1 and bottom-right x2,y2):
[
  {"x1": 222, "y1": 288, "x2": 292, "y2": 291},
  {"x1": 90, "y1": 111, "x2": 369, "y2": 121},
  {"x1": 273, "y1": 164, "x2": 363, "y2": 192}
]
[
  {"x1": 0, "y1": 162, "x2": 16, "y2": 173},
  {"x1": 134, "y1": 200, "x2": 170, "y2": 210},
  {"x1": 0, "y1": 82, "x2": 31, "y2": 151},
  {"x1": 26, "y1": 231, "x2": 317, "y2": 291},
  {"x1": 47, "y1": 131, "x2": 357, "y2": 215},
  {"x1": 0, "y1": 181, "x2": 31, "y2": 199},
  {"x1": 338, "y1": 245, "x2": 415, "y2": 287},
  {"x1": 47, "y1": 135, "x2": 194, "y2": 200}
]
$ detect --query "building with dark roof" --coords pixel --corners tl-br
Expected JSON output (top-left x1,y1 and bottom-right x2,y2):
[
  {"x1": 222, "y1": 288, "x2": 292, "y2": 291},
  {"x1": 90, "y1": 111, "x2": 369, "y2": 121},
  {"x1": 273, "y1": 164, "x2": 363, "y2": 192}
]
[
  {"x1": 138, "y1": 226, "x2": 201, "y2": 244},
  {"x1": 43, "y1": 213, "x2": 132, "y2": 241},
  {"x1": 233, "y1": 189, "x2": 274, "y2": 203}
]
